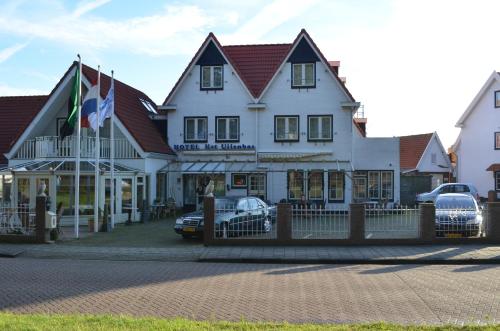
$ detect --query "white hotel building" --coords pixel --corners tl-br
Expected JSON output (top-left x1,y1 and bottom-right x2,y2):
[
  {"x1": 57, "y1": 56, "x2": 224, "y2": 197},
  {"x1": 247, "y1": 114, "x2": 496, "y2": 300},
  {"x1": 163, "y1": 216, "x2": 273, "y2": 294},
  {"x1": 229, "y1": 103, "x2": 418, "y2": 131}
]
[{"x1": 159, "y1": 29, "x2": 400, "y2": 211}]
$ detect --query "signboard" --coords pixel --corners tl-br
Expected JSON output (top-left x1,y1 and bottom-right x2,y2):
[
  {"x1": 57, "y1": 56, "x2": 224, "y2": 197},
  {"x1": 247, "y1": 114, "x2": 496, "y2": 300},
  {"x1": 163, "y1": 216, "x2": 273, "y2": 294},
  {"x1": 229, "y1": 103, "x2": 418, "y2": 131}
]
[{"x1": 173, "y1": 143, "x2": 256, "y2": 151}]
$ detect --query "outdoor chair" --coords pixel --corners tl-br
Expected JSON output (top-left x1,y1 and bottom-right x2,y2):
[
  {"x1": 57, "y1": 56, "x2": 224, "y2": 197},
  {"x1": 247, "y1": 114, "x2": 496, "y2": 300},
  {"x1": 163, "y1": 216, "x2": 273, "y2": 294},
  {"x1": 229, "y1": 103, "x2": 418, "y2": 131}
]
[{"x1": 165, "y1": 197, "x2": 176, "y2": 217}]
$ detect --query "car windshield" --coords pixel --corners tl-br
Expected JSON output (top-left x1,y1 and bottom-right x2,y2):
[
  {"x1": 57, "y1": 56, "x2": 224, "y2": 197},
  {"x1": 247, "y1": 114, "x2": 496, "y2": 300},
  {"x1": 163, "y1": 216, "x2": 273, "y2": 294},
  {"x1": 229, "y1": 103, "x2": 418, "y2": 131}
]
[
  {"x1": 215, "y1": 199, "x2": 236, "y2": 211},
  {"x1": 435, "y1": 196, "x2": 476, "y2": 210}
]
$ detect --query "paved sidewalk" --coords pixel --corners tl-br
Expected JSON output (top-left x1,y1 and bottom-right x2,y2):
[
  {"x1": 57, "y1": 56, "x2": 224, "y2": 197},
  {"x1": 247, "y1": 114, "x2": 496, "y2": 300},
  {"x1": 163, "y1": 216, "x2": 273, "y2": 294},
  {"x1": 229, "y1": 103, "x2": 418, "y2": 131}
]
[{"x1": 0, "y1": 243, "x2": 499, "y2": 263}]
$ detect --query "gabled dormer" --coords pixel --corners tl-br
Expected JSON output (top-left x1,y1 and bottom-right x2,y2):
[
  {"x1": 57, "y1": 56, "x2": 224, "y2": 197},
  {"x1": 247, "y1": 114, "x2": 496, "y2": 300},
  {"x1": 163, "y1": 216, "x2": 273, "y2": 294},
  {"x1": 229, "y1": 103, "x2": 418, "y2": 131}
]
[
  {"x1": 196, "y1": 41, "x2": 227, "y2": 91},
  {"x1": 287, "y1": 38, "x2": 320, "y2": 89}
]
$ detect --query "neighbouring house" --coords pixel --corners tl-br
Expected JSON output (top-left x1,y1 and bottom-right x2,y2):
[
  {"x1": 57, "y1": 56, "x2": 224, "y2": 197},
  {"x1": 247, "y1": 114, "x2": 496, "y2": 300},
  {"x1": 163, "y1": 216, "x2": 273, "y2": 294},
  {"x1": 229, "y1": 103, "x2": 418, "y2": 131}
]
[
  {"x1": 1, "y1": 62, "x2": 175, "y2": 224},
  {"x1": 160, "y1": 29, "x2": 400, "y2": 211},
  {"x1": 452, "y1": 71, "x2": 500, "y2": 198},
  {"x1": 398, "y1": 132, "x2": 452, "y2": 205}
]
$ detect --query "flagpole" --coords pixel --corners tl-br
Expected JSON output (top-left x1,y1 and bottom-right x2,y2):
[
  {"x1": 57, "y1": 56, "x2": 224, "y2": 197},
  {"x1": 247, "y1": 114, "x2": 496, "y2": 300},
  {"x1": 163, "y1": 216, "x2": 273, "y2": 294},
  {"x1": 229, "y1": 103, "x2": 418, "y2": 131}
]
[
  {"x1": 110, "y1": 70, "x2": 115, "y2": 229},
  {"x1": 75, "y1": 55, "x2": 82, "y2": 239},
  {"x1": 94, "y1": 66, "x2": 101, "y2": 233}
]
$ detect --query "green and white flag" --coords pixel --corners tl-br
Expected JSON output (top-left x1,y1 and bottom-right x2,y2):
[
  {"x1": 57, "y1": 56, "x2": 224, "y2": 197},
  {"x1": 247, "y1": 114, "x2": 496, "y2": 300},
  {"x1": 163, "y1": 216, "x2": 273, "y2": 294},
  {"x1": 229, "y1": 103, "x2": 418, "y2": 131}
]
[{"x1": 59, "y1": 65, "x2": 81, "y2": 139}]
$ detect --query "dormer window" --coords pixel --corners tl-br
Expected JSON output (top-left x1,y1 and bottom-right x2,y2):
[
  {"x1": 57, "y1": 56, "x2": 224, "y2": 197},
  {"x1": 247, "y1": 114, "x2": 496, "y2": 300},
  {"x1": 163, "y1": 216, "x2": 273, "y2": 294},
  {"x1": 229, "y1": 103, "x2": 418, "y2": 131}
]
[
  {"x1": 292, "y1": 63, "x2": 315, "y2": 88},
  {"x1": 201, "y1": 65, "x2": 223, "y2": 90}
]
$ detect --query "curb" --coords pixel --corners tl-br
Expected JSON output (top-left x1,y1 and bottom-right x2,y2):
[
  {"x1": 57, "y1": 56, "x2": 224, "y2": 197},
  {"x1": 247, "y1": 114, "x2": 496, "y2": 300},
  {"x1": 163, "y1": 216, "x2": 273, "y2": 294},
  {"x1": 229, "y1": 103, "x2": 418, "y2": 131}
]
[{"x1": 198, "y1": 258, "x2": 500, "y2": 265}]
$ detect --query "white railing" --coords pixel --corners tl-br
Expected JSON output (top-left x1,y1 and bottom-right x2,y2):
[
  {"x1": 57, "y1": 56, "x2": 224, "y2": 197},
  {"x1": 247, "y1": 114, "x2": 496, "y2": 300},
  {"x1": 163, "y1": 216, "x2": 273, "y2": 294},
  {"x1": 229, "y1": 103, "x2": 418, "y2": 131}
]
[
  {"x1": 365, "y1": 206, "x2": 420, "y2": 239},
  {"x1": 291, "y1": 205, "x2": 350, "y2": 239},
  {"x1": 15, "y1": 136, "x2": 140, "y2": 159},
  {"x1": 0, "y1": 205, "x2": 36, "y2": 236}
]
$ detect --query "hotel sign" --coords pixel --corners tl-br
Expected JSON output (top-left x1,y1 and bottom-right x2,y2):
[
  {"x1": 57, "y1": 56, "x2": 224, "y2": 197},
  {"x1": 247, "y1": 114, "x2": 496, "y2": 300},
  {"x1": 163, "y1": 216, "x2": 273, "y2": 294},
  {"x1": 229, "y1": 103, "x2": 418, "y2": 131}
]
[{"x1": 173, "y1": 143, "x2": 256, "y2": 151}]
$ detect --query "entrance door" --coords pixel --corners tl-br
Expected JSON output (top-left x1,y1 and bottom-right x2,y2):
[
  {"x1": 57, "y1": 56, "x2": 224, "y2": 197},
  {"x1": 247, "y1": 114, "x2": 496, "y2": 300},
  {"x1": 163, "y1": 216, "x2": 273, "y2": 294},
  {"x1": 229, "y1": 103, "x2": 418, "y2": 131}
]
[
  {"x1": 183, "y1": 175, "x2": 197, "y2": 212},
  {"x1": 248, "y1": 174, "x2": 266, "y2": 200}
]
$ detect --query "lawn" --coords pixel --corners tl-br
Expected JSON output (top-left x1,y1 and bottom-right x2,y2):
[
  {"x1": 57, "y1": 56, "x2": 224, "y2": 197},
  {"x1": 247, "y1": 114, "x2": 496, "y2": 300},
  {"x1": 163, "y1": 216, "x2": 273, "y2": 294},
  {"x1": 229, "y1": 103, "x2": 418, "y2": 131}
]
[{"x1": 0, "y1": 313, "x2": 498, "y2": 331}]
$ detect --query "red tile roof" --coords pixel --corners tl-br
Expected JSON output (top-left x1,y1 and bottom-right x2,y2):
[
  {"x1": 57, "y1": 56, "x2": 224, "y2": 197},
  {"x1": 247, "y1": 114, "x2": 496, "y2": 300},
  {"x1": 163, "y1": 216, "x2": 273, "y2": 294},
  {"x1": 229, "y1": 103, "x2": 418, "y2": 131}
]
[
  {"x1": 223, "y1": 44, "x2": 292, "y2": 98},
  {"x1": 81, "y1": 64, "x2": 174, "y2": 155},
  {"x1": 163, "y1": 29, "x2": 355, "y2": 105},
  {"x1": 399, "y1": 133, "x2": 433, "y2": 170},
  {"x1": 0, "y1": 95, "x2": 48, "y2": 165}
]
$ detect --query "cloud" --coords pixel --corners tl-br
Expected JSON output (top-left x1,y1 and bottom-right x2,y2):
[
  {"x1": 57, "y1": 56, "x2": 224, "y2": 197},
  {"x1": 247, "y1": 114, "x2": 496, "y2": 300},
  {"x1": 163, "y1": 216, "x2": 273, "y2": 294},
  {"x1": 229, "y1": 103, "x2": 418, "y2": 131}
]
[
  {"x1": 221, "y1": 0, "x2": 320, "y2": 44},
  {"x1": 0, "y1": 42, "x2": 28, "y2": 63},
  {"x1": 0, "y1": 3, "x2": 214, "y2": 57},
  {"x1": 71, "y1": 0, "x2": 111, "y2": 18},
  {"x1": 0, "y1": 83, "x2": 47, "y2": 96}
]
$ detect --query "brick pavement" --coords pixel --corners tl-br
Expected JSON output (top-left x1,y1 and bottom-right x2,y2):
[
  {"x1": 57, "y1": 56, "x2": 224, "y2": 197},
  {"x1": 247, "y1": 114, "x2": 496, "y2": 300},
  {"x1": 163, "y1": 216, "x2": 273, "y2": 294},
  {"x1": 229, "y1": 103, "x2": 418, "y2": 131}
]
[{"x1": 0, "y1": 258, "x2": 498, "y2": 324}]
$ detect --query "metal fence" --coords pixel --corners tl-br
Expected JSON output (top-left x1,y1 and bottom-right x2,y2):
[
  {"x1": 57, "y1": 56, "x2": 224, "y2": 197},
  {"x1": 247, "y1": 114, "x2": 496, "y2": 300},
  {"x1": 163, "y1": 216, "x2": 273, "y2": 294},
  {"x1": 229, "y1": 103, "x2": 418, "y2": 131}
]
[
  {"x1": 212, "y1": 205, "x2": 276, "y2": 240},
  {"x1": 435, "y1": 203, "x2": 487, "y2": 238},
  {"x1": 291, "y1": 206, "x2": 349, "y2": 239},
  {"x1": 0, "y1": 205, "x2": 36, "y2": 236},
  {"x1": 365, "y1": 205, "x2": 419, "y2": 239}
]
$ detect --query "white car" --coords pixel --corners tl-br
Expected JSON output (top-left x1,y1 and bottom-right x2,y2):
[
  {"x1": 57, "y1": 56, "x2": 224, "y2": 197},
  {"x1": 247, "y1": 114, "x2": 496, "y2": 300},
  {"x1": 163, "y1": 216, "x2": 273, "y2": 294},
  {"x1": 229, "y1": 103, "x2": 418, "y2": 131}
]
[{"x1": 416, "y1": 183, "x2": 479, "y2": 204}]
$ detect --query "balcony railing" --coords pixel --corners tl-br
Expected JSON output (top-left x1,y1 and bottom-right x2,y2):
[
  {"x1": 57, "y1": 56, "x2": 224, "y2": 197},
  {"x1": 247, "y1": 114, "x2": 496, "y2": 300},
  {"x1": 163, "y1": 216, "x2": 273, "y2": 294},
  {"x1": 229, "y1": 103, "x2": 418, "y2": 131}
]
[{"x1": 15, "y1": 136, "x2": 140, "y2": 159}]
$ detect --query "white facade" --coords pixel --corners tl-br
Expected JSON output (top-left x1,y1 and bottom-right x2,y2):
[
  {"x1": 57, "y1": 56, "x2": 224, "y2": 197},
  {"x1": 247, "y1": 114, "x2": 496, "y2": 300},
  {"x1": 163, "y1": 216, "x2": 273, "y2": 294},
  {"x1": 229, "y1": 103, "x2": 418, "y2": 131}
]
[
  {"x1": 163, "y1": 31, "x2": 400, "y2": 210},
  {"x1": 453, "y1": 71, "x2": 500, "y2": 197}
]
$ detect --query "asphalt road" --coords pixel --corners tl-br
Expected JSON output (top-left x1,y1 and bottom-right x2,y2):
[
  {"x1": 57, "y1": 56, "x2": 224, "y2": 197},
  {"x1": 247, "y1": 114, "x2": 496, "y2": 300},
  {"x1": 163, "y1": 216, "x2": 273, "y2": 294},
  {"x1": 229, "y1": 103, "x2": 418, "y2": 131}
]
[{"x1": 0, "y1": 258, "x2": 498, "y2": 325}]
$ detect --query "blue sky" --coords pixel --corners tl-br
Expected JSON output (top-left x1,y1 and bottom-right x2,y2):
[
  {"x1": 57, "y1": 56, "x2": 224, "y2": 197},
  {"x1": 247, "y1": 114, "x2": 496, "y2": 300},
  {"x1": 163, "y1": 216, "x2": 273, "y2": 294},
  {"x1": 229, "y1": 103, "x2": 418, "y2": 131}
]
[{"x1": 1, "y1": 0, "x2": 500, "y2": 149}]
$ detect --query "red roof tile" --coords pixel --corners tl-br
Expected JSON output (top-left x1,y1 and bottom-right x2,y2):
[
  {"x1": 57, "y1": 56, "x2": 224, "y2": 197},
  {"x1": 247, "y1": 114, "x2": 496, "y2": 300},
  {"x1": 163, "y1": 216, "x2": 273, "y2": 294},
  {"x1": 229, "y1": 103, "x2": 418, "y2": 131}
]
[
  {"x1": 81, "y1": 64, "x2": 174, "y2": 155},
  {"x1": 0, "y1": 95, "x2": 48, "y2": 165},
  {"x1": 223, "y1": 44, "x2": 292, "y2": 98},
  {"x1": 399, "y1": 133, "x2": 433, "y2": 170}
]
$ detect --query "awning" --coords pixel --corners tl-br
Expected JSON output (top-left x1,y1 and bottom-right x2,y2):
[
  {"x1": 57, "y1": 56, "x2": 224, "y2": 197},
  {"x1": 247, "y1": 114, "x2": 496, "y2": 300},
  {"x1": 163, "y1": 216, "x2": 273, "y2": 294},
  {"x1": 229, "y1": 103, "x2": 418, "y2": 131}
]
[
  {"x1": 258, "y1": 152, "x2": 332, "y2": 162},
  {"x1": 6, "y1": 160, "x2": 142, "y2": 174},
  {"x1": 486, "y1": 163, "x2": 500, "y2": 172},
  {"x1": 159, "y1": 161, "x2": 267, "y2": 174}
]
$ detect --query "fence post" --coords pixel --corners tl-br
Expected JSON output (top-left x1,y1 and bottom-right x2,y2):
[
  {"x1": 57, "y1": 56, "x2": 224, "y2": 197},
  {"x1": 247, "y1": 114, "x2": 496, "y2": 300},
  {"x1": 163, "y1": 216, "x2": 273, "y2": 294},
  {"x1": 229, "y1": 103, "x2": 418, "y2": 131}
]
[
  {"x1": 487, "y1": 202, "x2": 500, "y2": 242},
  {"x1": 35, "y1": 196, "x2": 46, "y2": 243},
  {"x1": 203, "y1": 196, "x2": 215, "y2": 246},
  {"x1": 419, "y1": 203, "x2": 435, "y2": 242},
  {"x1": 350, "y1": 203, "x2": 365, "y2": 242},
  {"x1": 277, "y1": 203, "x2": 292, "y2": 242}
]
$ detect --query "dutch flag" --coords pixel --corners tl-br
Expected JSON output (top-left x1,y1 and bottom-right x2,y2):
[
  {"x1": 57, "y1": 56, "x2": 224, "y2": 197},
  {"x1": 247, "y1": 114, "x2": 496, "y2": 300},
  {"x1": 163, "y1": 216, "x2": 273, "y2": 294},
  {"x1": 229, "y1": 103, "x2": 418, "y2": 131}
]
[{"x1": 81, "y1": 84, "x2": 99, "y2": 128}]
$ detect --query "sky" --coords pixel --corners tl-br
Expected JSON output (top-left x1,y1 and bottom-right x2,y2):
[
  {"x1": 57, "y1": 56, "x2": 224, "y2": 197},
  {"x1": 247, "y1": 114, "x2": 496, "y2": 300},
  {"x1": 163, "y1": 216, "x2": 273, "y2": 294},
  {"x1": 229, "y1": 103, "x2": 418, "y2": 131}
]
[{"x1": 1, "y1": 0, "x2": 500, "y2": 150}]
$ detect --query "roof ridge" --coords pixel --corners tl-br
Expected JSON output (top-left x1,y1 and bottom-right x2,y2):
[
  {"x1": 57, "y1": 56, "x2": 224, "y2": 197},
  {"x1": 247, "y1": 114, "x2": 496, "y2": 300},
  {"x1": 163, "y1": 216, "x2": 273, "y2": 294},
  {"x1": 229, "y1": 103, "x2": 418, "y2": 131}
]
[{"x1": 223, "y1": 43, "x2": 292, "y2": 47}]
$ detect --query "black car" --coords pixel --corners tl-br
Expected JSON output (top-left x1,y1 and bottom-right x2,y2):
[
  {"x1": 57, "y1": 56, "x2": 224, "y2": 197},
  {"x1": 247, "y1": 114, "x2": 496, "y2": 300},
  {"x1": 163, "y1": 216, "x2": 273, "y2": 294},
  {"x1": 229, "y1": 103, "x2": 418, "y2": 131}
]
[
  {"x1": 174, "y1": 196, "x2": 272, "y2": 239},
  {"x1": 435, "y1": 193, "x2": 484, "y2": 237}
]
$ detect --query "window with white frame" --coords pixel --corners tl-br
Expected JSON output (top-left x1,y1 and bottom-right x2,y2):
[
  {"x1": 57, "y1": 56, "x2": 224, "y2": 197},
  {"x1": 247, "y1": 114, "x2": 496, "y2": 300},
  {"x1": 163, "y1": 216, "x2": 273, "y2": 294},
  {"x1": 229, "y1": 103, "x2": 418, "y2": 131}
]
[
  {"x1": 201, "y1": 65, "x2": 223, "y2": 89},
  {"x1": 184, "y1": 117, "x2": 207, "y2": 142},
  {"x1": 381, "y1": 171, "x2": 393, "y2": 199},
  {"x1": 353, "y1": 177, "x2": 367, "y2": 200},
  {"x1": 328, "y1": 171, "x2": 344, "y2": 202},
  {"x1": 431, "y1": 153, "x2": 437, "y2": 164},
  {"x1": 495, "y1": 132, "x2": 500, "y2": 150},
  {"x1": 308, "y1": 115, "x2": 332, "y2": 141},
  {"x1": 275, "y1": 116, "x2": 299, "y2": 141},
  {"x1": 308, "y1": 171, "x2": 323, "y2": 200},
  {"x1": 287, "y1": 170, "x2": 304, "y2": 200},
  {"x1": 216, "y1": 117, "x2": 239, "y2": 142},
  {"x1": 495, "y1": 91, "x2": 500, "y2": 108},
  {"x1": 292, "y1": 63, "x2": 315, "y2": 87},
  {"x1": 496, "y1": 172, "x2": 500, "y2": 191},
  {"x1": 368, "y1": 171, "x2": 380, "y2": 199}
]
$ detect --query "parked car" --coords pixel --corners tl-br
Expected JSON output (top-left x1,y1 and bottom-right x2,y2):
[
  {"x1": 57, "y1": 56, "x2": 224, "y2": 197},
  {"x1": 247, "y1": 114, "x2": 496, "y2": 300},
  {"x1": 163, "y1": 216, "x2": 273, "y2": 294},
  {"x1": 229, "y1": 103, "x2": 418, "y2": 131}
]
[
  {"x1": 435, "y1": 193, "x2": 484, "y2": 237},
  {"x1": 416, "y1": 183, "x2": 479, "y2": 204},
  {"x1": 174, "y1": 196, "x2": 272, "y2": 239}
]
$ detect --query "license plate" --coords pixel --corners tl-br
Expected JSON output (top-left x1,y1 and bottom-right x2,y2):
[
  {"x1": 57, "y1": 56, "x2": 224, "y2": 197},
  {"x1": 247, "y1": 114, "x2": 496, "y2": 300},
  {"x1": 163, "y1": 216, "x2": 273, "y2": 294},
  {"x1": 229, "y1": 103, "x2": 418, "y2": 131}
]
[
  {"x1": 184, "y1": 227, "x2": 196, "y2": 232},
  {"x1": 445, "y1": 233, "x2": 462, "y2": 238}
]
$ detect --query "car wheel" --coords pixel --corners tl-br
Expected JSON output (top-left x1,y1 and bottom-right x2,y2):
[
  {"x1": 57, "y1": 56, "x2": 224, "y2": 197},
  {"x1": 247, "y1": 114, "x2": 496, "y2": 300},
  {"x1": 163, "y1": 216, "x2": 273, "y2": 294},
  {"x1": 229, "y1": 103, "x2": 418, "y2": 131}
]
[{"x1": 262, "y1": 216, "x2": 272, "y2": 233}]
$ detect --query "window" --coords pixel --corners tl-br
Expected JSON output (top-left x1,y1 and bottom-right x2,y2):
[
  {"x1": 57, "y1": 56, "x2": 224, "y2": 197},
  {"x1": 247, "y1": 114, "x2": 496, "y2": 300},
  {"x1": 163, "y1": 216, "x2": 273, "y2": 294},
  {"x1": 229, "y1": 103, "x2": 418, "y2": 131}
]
[
  {"x1": 368, "y1": 172, "x2": 380, "y2": 199},
  {"x1": 308, "y1": 171, "x2": 323, "y2": 200},
  {"x1": 353, "y1": 177, "x2": 367, "y2": 200},
  {"x1": 496, "y1": 172, "x2": 500, "y2": 191},
  {"x1": 201, "y1": 65, "x2": 223, "y2": 89},
  {"x1": 495, "y1": 132, "x2": 500, "y2": 150},
  {"x1": 292, "y1": 63, "x2": 315, "y2": 87},
  {"x1": 381, "y1": 171, "x2": 393, "y2": 199},
  {"x1": 431, "y1": 153, "x2": 437, "y2": 164},
  {"x1": 236, "y1": 199, "x2": 248, "y2": 211},
  {"x1": 495, "y1": 91, "x2": 500, "y2": 108},
  {"x1": 328, "y1": 171, "x2": 344, "y2": 202},
  {"x1": 275, "y1": 116, "x2": 299, "y2": 142},
  {"x1": 308, "y1": 115, "x2": 332, "y2": 141},
  {"x1": 288, "y1": 170, "x2": 304, "y2": 200},
  {"x1": 231, "y1": 173, "x2": 247, "y2": 188},
  {"x1": 184, "y1": 117, "x2": 207, "y2": 142},
  {"x1": 216, "y1": 117, "x2": 239, "y2": 142},
  {"x1": 121, "y1": 178, "x2": 132, "y2": 213}
]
